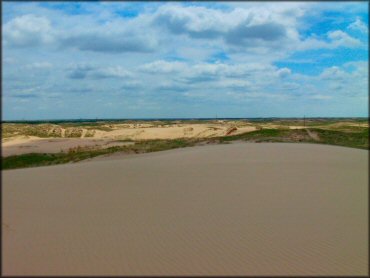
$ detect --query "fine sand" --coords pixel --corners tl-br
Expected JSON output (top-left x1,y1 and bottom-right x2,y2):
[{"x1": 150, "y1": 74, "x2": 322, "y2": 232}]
[
  {"x1": 2, "y1": 143, "x2": 368, "y2": 276},
  {"x1": 2, "y1": 123, "x2": 257, "y2": 157},
  {"x1": 2, "y1": 138, "x2": 134, "y2": 157},
  {"x1": 2, "y1": 123, "x2": 257, "y2": 149}
]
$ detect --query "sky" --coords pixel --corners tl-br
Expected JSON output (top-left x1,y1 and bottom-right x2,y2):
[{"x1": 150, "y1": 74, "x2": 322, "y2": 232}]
[{"x1": 2, "y1": 1, "x2": 369, "y2": 120}]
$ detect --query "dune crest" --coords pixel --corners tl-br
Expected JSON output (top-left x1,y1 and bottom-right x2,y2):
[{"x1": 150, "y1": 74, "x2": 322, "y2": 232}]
[{"x1": 3, "y1": 143, "x2": 367, "y2": 276}]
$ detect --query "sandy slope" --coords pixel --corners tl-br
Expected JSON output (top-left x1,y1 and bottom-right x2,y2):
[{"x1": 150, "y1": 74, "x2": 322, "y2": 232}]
[
  {"x1": 2, "y1": 143, "x2": 368, "y2": 275},
  {"x1": 2, "y1": 138, "x2": 134, "y2": 157},
  {"x1": 2, "y1": 124, "x2": 256, "y2": 156}
]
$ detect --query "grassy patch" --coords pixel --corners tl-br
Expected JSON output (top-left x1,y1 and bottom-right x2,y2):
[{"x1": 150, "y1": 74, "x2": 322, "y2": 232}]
[
  {"x1": 2, "y1": 139, "x2": 197, "y2": 170},
  {"x1": 2, "y1": 147, "x2": 122, "y2": 170},
  {"x1": 131, "y1": 139, "x2": 196, "y2": 153},
  {"x1": 2, "y1": 124, "x2": 62, "y2": 138},
  {"x1": 273, "y1": 120, "x2": 334, "y2": 127},
  {"x1": 316, "y1": 125, "x2": 368, "y2": 133},
  {"x1": 2, "y1": 153, "x2": 65, "y2": 169},
  {"x1": 113, "y1": 139, "x2": 134, "y2": 143},
  {"x1": 309, "y1": 128, "x2": 369, "y2": 149},
  {"x1": 218, "y1": 128, "x2": 309, "y2": 142},
  {"x1": 218, "y1": 127, "x2": 369, "y2": 149},
  {"x1": 87, "y1": 126, "x2": 114, "y2": 131}
]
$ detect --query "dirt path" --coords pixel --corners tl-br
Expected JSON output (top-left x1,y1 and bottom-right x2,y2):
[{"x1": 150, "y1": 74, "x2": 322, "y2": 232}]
[
  {"x1": 306, "y1": 129, "x2": 320, "y2": 141},
  {"x1": 81, "y1": 129, "x2": 87, "y2": 138}
]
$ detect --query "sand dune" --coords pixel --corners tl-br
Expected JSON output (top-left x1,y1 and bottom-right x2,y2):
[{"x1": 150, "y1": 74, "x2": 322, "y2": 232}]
[
  {"x1": 2, "y1": 138, "x2": 134, "y2": 157},
  {"x1": 2, "y1": 143, "x2": 368, "y2": 275},
  {"x1": 2, "y1": 123, "x2": 256, "y2": 156},
  {"x1": 95, "y1": 124, "x2": 251, "y2": 140}
]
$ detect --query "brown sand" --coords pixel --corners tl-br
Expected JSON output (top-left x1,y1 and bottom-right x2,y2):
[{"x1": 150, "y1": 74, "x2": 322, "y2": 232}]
[
  {"x1": 2, "y1": 143, "x2": 368, "y2": 275},
  {"x1": 2, "y1": 123, "x2": 256, "y2": 157},
  {"x1": 2, "y1": 123, "x2": 256, "y2": 147},
  {"x1": 2, "y1": 138, "x2": 134, "y2": 157}
]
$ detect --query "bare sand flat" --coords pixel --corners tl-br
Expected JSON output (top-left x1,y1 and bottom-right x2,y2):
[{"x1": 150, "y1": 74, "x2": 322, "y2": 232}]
[
  {"x1": 2, "y1": 143, "x2": 368, "y2": 275},
  {"x1": 2, "y1": 138, "x2": 134, "y2": 157},
  {"x1": 2, "y1": 123, "x2": 257, "y2": 148}
]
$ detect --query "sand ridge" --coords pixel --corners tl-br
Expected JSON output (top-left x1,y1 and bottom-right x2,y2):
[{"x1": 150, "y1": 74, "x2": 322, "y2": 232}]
[
  {"x1": 3, "y1": 143, "x2": 368, "y2": 276},
  {"x1": 71, "y1": 124, "x2": 257, "y2": 140},
  {"x1": 2, "y1": 123, "x2": 257, "y2": 156}
]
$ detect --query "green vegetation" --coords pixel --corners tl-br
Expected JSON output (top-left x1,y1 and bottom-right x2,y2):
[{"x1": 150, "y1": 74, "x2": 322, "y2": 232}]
[
  {"x1": 60, "y1": 123, "x2": 115, "y2": 131},
  {"x1": 2, "y1": 147, "x2": 129, "y2": 170},
  {"x1": 220, "y1": 128, "x2": 285, "y2": 141},
  {"x1": 309, "y1": 128, "x2": 368, "y2": 149},
  {"x1": 2, "y1": 124, "x2": 61, "y2": 138},
  {"x1": 114, "y1": 139, "x2": 134, "y2": 142},
  {"x1": 272, "y1": 120, "x2": 334, "y2": 127},
  {"x1": 3, "y1": 153, "x2": 65, "y2": 169},
  {"x1": 216, "y1": 127, "x2": 368, "y2": 149},
  {"x1": 130, "y1": 139, "x2": 196, "y2": 153},
  {"x1": 2, "y1": 123, "x2": 97, "y2": 138},
  {"x1": 2, "y1": 139, "x2": 197, "y2": 170},
  {"x1": 217, "y1": 128, "x2": 311, "y2": 143},
  {"x1": 316, "y1": 124, "x2": 368, "y2": 133},
  {"x1": 86, "y1": 126, "x2": 114, "y2": 132}
]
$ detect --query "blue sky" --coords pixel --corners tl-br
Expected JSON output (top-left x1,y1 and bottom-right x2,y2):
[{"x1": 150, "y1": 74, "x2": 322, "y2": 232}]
[{"x1": 2, "y1": 1, "x2": 368, "y2": 120}]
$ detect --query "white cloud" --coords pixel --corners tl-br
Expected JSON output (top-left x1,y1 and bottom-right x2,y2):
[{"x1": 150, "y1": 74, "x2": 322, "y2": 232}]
[
  {"x1": 217, "y1": 79, "x2": 253, "y2": 89},
  {"x1": 184, "y1": 62, "x2": 274, "y2": 81},
  {"x1": 140, "y1": 60, "x2": 187, "y2": 74},
  {"x1": 3, "y1": 14, "x2": 54, "y2": 47},
  {"x1": 154, "y1": 81, "x2": 188, "y2": 92},
  {"x1": 276, "y1": 67, "x2": 291, "y2": 78},
  {"x1": 91, "y1": 66, "x2": 133, "y2": 79},
  {"x1": 299, "y1": 30, "x2": 362, "y2": 50},
  {"x1": 120, "y1": 80, "x2": 142, "y2": 90},
  {"x1": 2, "y1": 2, "x2": 368, "y2": 119},
  {"x1": 152, "y1": 4, "x2": 301, "y2": 52},
  {"x1": 25, "y1": 62, "x2": 53, "y2": 69},
  {"x1": 320, "y1": 66, "x2": 348, "y2": 80},
  {"x1": 348, "y1": 17, "x2": 368, "y2": 33},
  {"x1": 3, "y1": 3, "x2": 365, "y2": 56},
  {"x1": 3, "y1": 12, "x2": 158, "y2": 53},
  {"x1": 315, "y1": 62, "x2": 368, "y2": 97},
  {"x1": 309, "y1": 94, "x2": 332, "y2": 100},
  {"x1": 327, "y1": 30, "x2": 362, "y2": 47}
]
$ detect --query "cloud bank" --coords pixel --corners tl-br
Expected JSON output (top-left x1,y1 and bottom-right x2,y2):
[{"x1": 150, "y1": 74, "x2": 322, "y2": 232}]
[{"x1": 2, "y1": 1, "x2": 368, "y2": 119}]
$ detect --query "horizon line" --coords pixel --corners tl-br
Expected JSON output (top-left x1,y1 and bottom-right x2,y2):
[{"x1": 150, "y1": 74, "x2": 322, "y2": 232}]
[{"x1": 2, "y1": 116, "x2": 369, "y2": 123}]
